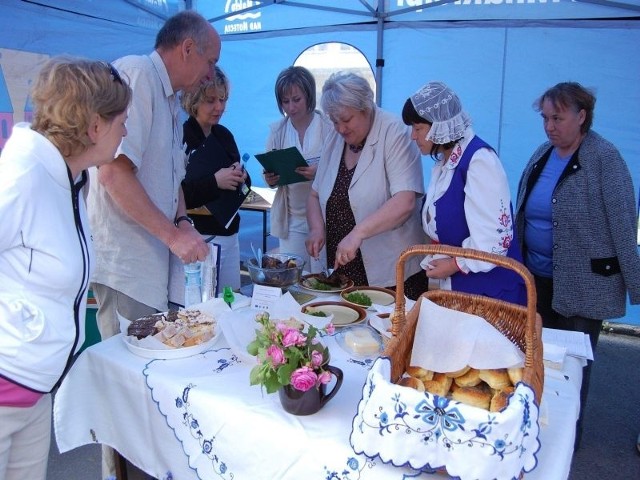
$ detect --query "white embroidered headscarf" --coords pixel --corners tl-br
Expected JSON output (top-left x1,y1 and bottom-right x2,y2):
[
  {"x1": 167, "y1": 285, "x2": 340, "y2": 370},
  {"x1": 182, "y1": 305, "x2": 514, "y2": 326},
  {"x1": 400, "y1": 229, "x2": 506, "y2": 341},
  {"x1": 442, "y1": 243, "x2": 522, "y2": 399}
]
[{"x1": 410, "y1": 81, "x2": 472, "y2": 144}]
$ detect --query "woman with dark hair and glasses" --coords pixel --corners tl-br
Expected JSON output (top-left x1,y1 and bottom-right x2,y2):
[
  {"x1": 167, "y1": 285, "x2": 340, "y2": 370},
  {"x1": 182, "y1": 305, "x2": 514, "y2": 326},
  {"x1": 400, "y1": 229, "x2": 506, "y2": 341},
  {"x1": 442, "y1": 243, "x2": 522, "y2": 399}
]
[
  {"x1": 402, "y1": 81, "x2": 526, "y2": 305},
  {"x1": 0, "y1": 56, "x2": 131, "y2": 479},
  {"x1": 515, "y1": 81, "x2": 640, "y2": 448}
]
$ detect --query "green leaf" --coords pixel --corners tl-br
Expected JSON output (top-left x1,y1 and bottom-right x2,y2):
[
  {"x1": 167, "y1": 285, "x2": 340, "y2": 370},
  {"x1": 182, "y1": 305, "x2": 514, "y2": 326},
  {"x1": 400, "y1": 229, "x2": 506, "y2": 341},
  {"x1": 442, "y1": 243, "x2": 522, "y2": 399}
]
[
  {"x1": 264, "y1": 376, "x2": 281, "y2": 394},
  {"x1": 307, "y1": 324, "x2": 318, "y2": 339},
  {"x1": 277, "y1": 362, "x2": 297, "y2": 386},
  {"x1": 249, "y1": 365, "x2": 263, "y2": 386},
  {"x1": 247, "y1": 339, "x2": 260, "y2": 356}
]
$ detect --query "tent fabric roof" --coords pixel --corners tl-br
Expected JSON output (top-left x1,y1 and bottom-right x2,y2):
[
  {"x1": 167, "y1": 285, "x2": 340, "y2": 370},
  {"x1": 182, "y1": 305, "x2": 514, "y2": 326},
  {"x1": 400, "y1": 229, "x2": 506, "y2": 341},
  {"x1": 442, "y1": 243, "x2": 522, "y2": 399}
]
[{"x1": 205, "y1": 0, "x2": 640, "y2": 32}]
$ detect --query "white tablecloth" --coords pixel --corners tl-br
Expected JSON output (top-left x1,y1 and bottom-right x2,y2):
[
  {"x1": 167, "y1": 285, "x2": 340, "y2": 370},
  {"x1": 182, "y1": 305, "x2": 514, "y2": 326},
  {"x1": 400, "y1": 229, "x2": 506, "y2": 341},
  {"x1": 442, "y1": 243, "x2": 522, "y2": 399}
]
[{"x1": 53, "y1": 308, "x2": 583, "y2": 480}]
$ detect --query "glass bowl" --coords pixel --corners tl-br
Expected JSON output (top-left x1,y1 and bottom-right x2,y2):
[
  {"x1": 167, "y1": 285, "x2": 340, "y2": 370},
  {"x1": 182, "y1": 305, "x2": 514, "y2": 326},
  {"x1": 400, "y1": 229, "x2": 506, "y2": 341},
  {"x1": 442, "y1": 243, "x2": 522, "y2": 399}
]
[{"x1": 245, "y1": 253, "x2": 305, "y2": 288}]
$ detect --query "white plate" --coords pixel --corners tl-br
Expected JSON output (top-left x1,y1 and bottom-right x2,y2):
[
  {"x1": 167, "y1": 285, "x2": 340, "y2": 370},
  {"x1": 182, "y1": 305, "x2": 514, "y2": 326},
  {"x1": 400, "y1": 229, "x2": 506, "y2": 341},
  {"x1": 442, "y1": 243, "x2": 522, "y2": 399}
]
[
  {"x1": 301, "y1": 301, "x2": 367, "y2": 327},
  {"x1": 121, "y1": 301, "x2": 228, "y2": 360},
  {"x1": 341, "y1": 286, "x2": 395, "y2": 310},
  {"x1": 298, "y1": 274, "x2": 354, "y2": 294},
  {"x1": 123, "y1": 328, "x2": 221, "y2": 360}
]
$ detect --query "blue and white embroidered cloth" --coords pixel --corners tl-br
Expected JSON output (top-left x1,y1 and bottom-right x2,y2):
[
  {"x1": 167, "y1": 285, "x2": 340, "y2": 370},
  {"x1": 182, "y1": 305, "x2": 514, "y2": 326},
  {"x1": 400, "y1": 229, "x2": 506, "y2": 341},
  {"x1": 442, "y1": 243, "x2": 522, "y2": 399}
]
[
  {"x1": 141, "y1": 340, "x2": 407, "y2": 479},
  {"x1": 350, "y1": 357, "x2": 541, "y2": 480},
  {"x1": 54, "y1": 322, "x2": 581, "y2": 480}
]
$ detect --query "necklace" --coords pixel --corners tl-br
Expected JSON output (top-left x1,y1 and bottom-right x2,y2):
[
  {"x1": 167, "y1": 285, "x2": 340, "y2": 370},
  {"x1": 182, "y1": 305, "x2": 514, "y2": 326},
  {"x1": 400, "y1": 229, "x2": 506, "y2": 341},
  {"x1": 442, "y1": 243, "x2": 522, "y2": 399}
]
[{"x1": 348, "y1": 140, "x2": 366, "y2": 153}]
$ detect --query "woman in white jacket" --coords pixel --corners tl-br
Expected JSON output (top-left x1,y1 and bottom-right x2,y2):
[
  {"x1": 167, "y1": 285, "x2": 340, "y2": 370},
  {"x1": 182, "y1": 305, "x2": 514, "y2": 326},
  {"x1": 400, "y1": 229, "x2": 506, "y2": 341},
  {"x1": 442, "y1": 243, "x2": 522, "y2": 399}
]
[
  {"x1": 0, "y1": 57, "x2": 131, "y2": 480},
  {"x1": 306, "y1": 72, "x2": 427, "y2": 298},
  {"x1": 263, "y1": 66, "x2": 332, "y2": 271}
]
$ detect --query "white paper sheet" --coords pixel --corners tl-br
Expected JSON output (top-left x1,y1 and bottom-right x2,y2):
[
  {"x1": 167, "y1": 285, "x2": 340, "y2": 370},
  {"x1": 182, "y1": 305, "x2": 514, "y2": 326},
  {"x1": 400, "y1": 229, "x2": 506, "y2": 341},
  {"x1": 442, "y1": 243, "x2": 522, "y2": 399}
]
[
  {"x1": 542, "y1": 328, "x2": 594, "y2": 361},
  {"x1": 542, "y1": 343, "x2": 566, "y2": 370}
]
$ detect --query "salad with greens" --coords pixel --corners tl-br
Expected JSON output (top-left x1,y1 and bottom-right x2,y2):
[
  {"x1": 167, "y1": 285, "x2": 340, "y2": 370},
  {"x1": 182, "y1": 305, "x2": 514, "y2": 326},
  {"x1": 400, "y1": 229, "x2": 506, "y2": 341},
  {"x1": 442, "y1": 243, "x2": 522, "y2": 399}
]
[
  {"x1": 308, "y1": 278, "x2": 334, "y2": 291},
  {"x1": 344, "y1": 291, "x2": 372, "y2": 307}
]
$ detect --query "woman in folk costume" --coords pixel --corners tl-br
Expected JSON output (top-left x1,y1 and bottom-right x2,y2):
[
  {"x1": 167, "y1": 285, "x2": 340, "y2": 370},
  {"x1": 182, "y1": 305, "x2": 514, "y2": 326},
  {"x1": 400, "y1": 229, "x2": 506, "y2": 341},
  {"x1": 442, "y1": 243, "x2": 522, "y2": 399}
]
[{"x1": 402, "y1": 81, "x2": 526, "y2": 305}]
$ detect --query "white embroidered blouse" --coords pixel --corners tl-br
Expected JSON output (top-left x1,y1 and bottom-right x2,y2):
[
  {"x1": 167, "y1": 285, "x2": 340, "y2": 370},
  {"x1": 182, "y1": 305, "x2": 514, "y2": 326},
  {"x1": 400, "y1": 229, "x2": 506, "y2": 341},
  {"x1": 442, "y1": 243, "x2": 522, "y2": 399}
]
[{"x1": 421, "y1": 127, "x2": 515, "y2": 289}]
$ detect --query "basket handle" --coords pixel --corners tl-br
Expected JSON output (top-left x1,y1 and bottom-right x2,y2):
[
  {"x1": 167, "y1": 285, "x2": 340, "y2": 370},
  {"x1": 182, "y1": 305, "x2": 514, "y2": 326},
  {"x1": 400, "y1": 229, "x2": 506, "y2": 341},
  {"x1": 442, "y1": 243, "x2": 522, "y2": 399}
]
[{"x1": 393, "y1": 244, "x2": 538, "y2": 363}]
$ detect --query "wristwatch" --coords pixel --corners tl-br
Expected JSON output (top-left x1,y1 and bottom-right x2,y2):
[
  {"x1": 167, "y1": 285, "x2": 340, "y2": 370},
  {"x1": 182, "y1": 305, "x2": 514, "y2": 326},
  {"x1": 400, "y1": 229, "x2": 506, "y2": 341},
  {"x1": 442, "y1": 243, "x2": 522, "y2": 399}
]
[{"x1": 174, "y1": 215, "x2": 194, "y2": 227}]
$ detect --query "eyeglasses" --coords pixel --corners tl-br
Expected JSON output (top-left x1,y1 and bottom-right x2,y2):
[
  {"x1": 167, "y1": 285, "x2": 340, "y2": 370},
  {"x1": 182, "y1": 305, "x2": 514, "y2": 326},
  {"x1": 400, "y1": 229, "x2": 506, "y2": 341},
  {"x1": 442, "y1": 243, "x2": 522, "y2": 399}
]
[{"x1": 105, "y1": 62, "x2": 123, "y2": 85}]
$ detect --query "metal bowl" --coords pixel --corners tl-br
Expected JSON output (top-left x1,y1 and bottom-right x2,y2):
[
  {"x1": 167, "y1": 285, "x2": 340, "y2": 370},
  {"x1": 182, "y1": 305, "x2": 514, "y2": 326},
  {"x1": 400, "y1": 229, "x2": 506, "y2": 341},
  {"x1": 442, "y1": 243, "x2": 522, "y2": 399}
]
[{"x1": 246, "y1": 253, "x2": 305, "y2": 288}]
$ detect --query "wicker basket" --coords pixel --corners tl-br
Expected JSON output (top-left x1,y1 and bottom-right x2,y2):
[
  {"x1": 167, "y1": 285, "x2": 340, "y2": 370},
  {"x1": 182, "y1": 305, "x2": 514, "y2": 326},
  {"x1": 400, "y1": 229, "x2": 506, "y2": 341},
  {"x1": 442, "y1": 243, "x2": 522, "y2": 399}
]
[{"x1": 384, "y1": 244, "x2": 544, "y2": 403}]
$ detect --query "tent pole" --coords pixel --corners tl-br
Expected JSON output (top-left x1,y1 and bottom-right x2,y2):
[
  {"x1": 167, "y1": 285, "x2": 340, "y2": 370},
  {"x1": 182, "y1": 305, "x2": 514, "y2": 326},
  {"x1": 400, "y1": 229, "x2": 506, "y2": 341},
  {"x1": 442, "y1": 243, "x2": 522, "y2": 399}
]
[{"x1": 375, "y1": 3, "x2": 385, "y2": 106}]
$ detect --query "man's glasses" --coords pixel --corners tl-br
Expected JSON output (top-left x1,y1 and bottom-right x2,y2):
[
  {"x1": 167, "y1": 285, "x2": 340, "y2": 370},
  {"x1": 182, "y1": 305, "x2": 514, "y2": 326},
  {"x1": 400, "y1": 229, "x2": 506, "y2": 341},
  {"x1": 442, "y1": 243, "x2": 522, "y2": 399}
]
[{"x1": 105, "y1": 62, "x2": 123, "y2": 85}]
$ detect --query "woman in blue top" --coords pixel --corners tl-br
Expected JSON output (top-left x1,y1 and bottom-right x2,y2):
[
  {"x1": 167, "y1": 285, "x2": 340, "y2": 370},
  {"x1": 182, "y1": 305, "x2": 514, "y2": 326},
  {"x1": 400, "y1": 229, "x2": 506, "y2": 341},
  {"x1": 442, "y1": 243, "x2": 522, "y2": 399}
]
[
  {"x1": 402, "y1": 81, "x2": 526, "y2": 306},
  {"x1": 515, "y1": 82, "x2": 640, "y2": 448}
]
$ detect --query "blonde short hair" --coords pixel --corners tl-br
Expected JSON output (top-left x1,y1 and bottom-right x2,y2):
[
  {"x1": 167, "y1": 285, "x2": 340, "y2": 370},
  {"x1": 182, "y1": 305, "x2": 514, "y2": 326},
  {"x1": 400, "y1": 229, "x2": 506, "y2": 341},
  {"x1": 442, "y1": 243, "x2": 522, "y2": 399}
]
[
  {"x1": 30, "y1": 56, "x2": 132, "y2": 158},
  {"x1": 181, "y1": 65, "x2": 230, "y2": 118}
]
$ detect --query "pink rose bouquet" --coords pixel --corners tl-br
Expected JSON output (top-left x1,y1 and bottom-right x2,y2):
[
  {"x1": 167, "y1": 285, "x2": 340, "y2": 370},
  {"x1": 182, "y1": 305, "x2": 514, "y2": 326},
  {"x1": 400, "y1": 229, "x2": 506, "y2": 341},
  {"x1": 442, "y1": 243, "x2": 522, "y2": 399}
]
[{"x1": 248, "y1": 312, "x2": 334, "y2": 394}]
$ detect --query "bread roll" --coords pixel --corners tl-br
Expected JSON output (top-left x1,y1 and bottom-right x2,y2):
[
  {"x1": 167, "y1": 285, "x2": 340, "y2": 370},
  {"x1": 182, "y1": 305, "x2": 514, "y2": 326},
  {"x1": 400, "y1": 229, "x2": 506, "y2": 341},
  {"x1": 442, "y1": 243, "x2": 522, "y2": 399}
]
[
  {"x1": 507, "y1": 367, "x2": 523, "y2": 385},
  {"x1": 490, "y1": 387, "x2": 514, "y2": 412},
  {"x1": 406, "y1": 366, "x2": 434, "y2": 382},
  {"x1": 454, "y1": 368, "x2": 481, "y2": 387},
  {"x1": 446, "y1": 365, "x2": 471, "y2": 378},
  {"x1": 502, "y1": 386, "x2": 515, "y2": 396},
  {"x1": 452, "y1": 386, "x2": 491, "y2": 410},
  {"x1": 398, "y1": 376, "x2": 426, "y2": 392},
  {"x1": 479, "y1": 368, "x2": 511, "y2": 390},
  {"x1": 423, "y1": 372, "x2": 452, "y2": 397}
]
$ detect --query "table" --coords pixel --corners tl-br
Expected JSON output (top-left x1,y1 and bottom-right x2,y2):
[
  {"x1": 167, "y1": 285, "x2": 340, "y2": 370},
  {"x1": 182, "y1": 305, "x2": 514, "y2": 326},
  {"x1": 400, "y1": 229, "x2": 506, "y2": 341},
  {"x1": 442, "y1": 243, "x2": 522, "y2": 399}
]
[
  {"x1": 53, "y1": 305, "x2": 583, "y2": 480},
  {"x1": 186, "y1": 186, "x2": 274, "y2": 253},
  {"x1": 239, "y1": 187, "x2": 273, "y2": 253}
]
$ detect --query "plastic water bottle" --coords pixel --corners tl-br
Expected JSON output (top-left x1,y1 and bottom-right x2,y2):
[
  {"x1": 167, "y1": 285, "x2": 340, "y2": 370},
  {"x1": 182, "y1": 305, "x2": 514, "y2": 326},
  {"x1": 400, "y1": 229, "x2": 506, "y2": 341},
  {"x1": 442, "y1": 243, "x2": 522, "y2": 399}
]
[{"x1": 184, "y1": 262, "x2": 203, "y2": 308}]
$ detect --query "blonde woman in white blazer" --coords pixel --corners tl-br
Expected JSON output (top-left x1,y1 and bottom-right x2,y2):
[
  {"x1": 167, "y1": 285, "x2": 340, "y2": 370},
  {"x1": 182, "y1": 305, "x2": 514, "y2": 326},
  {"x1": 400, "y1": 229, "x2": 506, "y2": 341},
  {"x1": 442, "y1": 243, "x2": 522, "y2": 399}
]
[
  {"x1": 264, "y1": 66, "x2": 332, "y2": 271},
  {"x1": 306, "y1": 72, "x2": 428, "y2": 299}
]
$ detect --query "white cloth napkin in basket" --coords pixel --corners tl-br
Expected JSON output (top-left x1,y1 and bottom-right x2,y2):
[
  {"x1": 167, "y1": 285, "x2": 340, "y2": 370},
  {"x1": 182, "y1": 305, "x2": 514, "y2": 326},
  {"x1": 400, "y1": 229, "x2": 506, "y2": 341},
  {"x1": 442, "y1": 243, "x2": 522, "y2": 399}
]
[{"x1": 410, "y1": 298, "x2": 525, "y2": 372}]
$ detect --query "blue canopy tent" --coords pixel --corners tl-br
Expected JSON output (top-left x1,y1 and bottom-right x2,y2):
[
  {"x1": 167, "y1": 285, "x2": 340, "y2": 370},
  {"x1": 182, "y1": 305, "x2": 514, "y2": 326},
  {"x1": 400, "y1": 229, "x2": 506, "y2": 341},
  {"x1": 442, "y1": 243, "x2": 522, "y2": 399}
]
[{"x1": 1, "y1": 0, "x2": 638, "y2": 324}]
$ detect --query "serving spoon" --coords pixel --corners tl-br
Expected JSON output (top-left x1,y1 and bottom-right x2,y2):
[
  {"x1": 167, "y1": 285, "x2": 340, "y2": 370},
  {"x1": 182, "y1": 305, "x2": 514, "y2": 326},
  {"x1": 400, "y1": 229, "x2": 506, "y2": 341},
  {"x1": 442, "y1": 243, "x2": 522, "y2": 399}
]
[{"x1": 250, "y1": 243, "x2": 266, "y2": 282}]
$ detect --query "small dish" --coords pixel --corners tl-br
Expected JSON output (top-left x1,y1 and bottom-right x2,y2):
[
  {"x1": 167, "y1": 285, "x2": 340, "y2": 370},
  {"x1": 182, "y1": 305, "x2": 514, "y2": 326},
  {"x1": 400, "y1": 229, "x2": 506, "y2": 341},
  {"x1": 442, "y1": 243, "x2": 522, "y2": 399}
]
[
  {"x1": 301, "y1": 301, "x2": 366, "y2": 327},
  {"x1": 341, "y1": 286, "x2": 395, "y2": 310},
  {"x1": 298, "y1": 273, "x2": 354, "y2": 293},
  {"x1": 335, "y1": 325, "x2": 384, "y2": 358}
]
